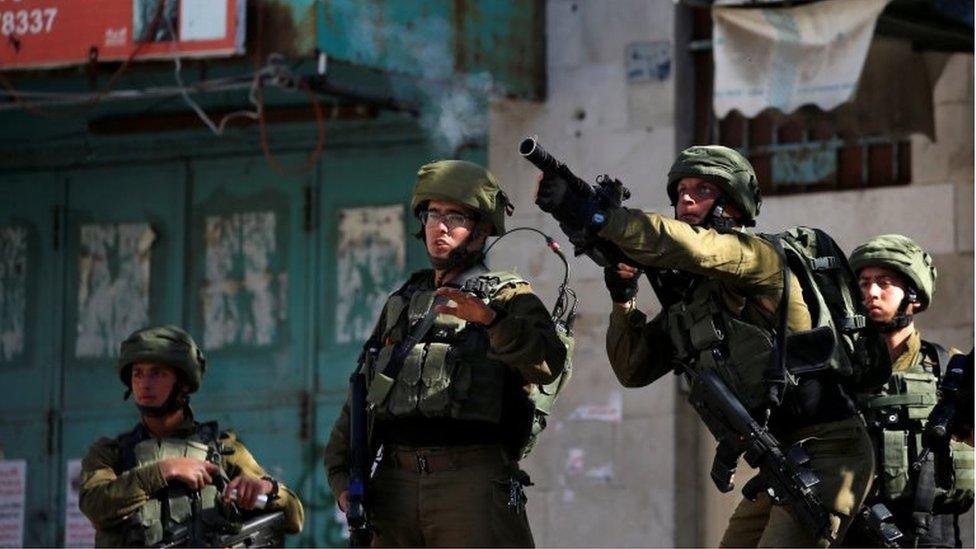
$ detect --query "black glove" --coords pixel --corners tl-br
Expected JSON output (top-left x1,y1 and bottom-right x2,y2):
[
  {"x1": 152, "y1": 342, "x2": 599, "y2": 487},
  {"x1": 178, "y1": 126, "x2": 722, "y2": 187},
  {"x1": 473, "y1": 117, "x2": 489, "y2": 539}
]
[
  {"x1": 604, "y1": 266, "x2": 640, "y2": 303},
  {"x1": 535, "y1": 172, "x2": 595, "y2": 231}
]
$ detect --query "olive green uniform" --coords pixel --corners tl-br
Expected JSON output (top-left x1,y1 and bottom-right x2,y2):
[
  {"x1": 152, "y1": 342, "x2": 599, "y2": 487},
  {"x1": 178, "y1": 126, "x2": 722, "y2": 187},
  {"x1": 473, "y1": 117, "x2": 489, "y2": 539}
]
[
  {"x1": 600, "y1": 207, "x2": 874, "y2": 547},
  {"x1": 324, "y1": 267, "x2": 566, "y2": 547},
  {"x1": 80, "y1": 410, "x2": 304, "y2": 547},
  {"x1": 845, "y1": 332, "x2": 974, "y2": 547}
]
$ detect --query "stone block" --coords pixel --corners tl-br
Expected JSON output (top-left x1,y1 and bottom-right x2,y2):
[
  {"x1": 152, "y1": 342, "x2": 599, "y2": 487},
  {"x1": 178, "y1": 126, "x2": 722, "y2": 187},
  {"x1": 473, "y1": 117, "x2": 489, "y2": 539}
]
[
  {"x1": 757, "y1": 184, "x2": 956, "y2": 255},
  {"x1": 930, "y1": 53, "x2": 973, "y2": 106},
  {"x1": 543, "y1": 483, "x2": 674, "y2": 547},
  {"x1": 918, "y1": 252, "x2": 974, "y2": 331},
  {"x1": 912, "y1": 102, "x2": 974, "y2": 185},
  {"x1": 955, "y1": 182, "x2": 974, "y2": 253}
]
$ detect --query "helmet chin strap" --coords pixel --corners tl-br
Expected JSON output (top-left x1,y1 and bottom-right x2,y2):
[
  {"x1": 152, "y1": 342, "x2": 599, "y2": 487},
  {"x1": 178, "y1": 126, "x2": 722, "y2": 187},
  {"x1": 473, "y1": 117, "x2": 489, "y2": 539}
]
[
  {"x1": 136, "y1": 384, "x2": 189, "y2": 418},
  {"x1": 878, "y1": 287, "x2": 919, "y2": 333},
  {"x1": 427, "y1": 224, "x2": 486, "y2": 275}
]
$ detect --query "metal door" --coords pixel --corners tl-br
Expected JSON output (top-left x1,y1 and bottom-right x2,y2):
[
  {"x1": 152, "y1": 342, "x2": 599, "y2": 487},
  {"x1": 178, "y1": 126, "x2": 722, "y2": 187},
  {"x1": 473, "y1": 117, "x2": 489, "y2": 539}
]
[
  {"x1": 0, "y1": 172, "x2": 63, "y2": 547},
  {"x1": 185, "y1": 154, "x2": 313, "y2": 546},
  {"x1": 58, "y1": 161, "x2": 188, "y2": 546}
]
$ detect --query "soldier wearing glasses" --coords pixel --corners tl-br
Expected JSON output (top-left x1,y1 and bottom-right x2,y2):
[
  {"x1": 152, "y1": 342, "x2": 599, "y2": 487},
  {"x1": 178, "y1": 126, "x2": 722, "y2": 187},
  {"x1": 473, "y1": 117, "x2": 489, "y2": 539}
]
[{"x1": 323, "y1": 160, "x2": 566, "y2": 546}]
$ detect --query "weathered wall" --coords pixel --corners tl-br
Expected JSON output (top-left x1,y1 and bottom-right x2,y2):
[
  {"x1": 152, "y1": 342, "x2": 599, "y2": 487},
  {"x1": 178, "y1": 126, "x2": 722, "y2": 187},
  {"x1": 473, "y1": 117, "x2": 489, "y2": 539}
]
[{"x1": 489, "y1": 0, "x2": 679, "y2": 546}]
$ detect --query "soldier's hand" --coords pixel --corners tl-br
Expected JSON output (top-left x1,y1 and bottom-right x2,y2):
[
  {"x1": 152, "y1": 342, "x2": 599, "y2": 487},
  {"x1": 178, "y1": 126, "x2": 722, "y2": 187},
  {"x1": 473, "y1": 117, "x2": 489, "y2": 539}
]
[
  {"x1": 158, "y1": 457, "x2": 219, "y2": 490},
  {"x1": 604, "y1": 263, "x2": 641, "y2": 303},
  {"x1": 535, "y1": 173, "x2": 592, "y2": 230},
  {"x1": 224, "y1": 475, "x2": 273, "y2": 510},
  {"x1": 337, "y1": 490, "x2": 350, "y2": 513},
  {"x1": 434, "y1": 287, "x2": 497, "y2": 325}
]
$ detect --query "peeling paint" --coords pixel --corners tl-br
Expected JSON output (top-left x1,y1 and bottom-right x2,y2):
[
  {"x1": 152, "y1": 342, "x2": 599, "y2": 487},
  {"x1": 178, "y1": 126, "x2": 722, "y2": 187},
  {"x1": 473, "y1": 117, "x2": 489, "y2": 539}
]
[
  {"x1": 75, "y1": 223, "x2": 155, "y2": 358},
  {"x1": 565, "y1": 447, "x2": 585, "y2": 476},
  {"x1": 201, "y1": 211, "x2": 286, "y2": 350},
  {"x1": 0, "y1": 226, "x2": 27, "y2": 362},
  {"x1": 335, "y1": 205, "x2": 405, "y2": 344},
  {"x1": 585, "y1": 462, "x2": 615, "y2": 482},
  {"x1": 567, "y1": 390, "x2": 623, "y2": 423}
]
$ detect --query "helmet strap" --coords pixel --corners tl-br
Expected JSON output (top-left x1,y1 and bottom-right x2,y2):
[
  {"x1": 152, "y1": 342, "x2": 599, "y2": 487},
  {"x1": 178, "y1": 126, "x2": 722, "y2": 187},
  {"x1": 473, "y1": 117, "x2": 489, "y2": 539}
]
[
  {"x1": 136, "y1": 383, "x2": 189, "y2": 418},
  {"x1": 878, "y1": 287, "x2": 918, "y2": 333},
  {"x1": 427, "y1": 221, "x2": 486, "y2": 275},
  {"x1": 701, "y1": 196, "x2": 737, "y2": 231}
]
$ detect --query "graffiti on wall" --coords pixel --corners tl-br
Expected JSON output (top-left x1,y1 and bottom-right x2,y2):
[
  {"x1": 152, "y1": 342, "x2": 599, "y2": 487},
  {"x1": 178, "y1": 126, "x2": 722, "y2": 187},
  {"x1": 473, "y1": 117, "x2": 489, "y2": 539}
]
[
  {"x1": 0, "y1": 226, "x2": 27, "y2": 362},
  {"x1": 201, "y1": 211, "x2": 287, "y2": 350},
  {"x1": 335, "y1": 205, "x2": 405, "y2": 344},
  {"x1": 75, "y1": 223, "x2": 155, "y2": 358}
]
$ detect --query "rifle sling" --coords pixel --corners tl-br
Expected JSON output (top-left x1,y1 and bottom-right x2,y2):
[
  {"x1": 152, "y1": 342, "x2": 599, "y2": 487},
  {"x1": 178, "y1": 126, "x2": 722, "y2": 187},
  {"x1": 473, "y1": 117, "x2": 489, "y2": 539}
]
[{"x1": 373, "y1": 263, "x2": 490, "y2": 393}]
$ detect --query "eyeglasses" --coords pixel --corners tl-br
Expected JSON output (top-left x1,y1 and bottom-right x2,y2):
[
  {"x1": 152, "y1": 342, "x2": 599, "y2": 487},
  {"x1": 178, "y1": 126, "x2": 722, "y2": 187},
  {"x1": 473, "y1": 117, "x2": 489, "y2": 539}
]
[{"x1": 419, "y1": 210, "x2": 473, "y2": 230}]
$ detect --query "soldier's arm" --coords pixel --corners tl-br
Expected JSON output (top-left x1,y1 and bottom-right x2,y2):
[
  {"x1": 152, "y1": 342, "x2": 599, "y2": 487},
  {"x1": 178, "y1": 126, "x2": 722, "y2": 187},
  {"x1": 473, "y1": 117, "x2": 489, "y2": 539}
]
[
  {"x1": 322, "y1": 398, "x2": 353, "y2": 502},
  {"x1": 598, "y1": 208, "x2": 784, "y2": 296},
  {"x1": 487, "y1": 282, "x2": 567, "y2": 385},
  {"x1": 222, "y1": 434, "x2": 305, "y2": 534},
  {"x1": 597, "y1": 208, "x2": 813, "y2": 329},
  {"x1": 606, "y1": 304, "x2": 674, "y2": 387},
  {"x1": 78, "y1": 437, "x2": 168, "y2": 529}
]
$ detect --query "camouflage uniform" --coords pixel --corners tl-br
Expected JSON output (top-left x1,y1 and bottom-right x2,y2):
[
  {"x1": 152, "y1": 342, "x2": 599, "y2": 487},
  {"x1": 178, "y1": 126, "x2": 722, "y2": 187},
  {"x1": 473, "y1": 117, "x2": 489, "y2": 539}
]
[
  {"x1": 576, "y1": 147, "x2": 874, "y2": 547},
  {"x1": 324, "y1": 160, "x2": 566, "y2": 547},
  {"x1": 78, "y1": 325, "x2": 304, "y2": 547}
]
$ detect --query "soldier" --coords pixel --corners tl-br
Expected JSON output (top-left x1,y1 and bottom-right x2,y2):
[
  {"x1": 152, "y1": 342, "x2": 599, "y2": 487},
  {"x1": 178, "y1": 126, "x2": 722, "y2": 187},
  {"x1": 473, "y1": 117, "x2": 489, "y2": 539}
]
[
  {"x1": 535, "y1": 145, "x2": 875, "y2": 546},
  {"x1": 79, "y1": 325, "x2": 304, "y2": 547},
  {"x1": 845, "y1": 235, "x2": 974, "y2": 547},
  {"x1": 323, "y1": 159, "x2": 567, "y2": 547}
]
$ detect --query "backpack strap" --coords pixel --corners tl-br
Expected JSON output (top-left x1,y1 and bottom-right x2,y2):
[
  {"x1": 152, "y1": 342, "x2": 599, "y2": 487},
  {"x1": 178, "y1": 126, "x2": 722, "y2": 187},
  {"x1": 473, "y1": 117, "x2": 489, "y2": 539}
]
[
  {"x1": 920, "y1": 340, "x2": 949, "y2": 378},
  {"x1": 760, "y1": 233, "x2": 791, "y2": 409},
  {"x1": 117, "y1": 422, "x2": 151, "y2": 474}
]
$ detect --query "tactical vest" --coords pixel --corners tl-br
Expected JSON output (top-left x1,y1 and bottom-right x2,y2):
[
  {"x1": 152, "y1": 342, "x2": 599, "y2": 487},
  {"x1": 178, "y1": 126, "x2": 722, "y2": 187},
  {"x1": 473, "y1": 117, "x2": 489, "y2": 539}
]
[
  {"x1": 365, "y1": 271, "x2": 524, "y2": 424},
  {"x1": 116, "y1": 422, "x2": 228, "y2": 546},
  {"x1": 858, "y1": 342, "x2": 975, "y2": 512},
  {"x1": 665, "y1": 276, "x2": 776, "y2": 415}
]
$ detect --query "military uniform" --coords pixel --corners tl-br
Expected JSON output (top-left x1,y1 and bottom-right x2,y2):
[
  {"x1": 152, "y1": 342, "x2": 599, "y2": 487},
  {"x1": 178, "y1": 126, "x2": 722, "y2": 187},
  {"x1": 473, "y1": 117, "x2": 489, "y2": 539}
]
[
  {"x1": 600, "y1": 208, "x2": 874, "y2": 547},
  {"x1": 324, "y1": 160, "x2": 567, "y2": 547},
  {"x1": 844, "y1": 235, "x2": 974, "y2": 547},
  {"x1": 78, "y1": 325, "x2": 304, "y2": 547},
  {"x1": 536, "y1": 145, "x2": 874, "y2": 547},
  {"x1": 80, "y1": 412, "x2": 304, "y2": 547}
]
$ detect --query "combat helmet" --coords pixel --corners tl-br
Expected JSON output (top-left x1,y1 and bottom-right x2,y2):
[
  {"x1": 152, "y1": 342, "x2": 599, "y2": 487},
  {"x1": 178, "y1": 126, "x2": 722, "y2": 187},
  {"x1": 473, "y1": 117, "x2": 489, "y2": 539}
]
[
  {"x1": 850, "y1": 234, "x2": 937, "y2": 312},
  {"x1": 666, "y1": 145, "x2": 762, "y2": 226},
  {"x1": 118, "y1": 325, "x2": 206, "y2": 393},
  {"x1": 411, "y1": 160, "x2": 513, "y2": 236}
]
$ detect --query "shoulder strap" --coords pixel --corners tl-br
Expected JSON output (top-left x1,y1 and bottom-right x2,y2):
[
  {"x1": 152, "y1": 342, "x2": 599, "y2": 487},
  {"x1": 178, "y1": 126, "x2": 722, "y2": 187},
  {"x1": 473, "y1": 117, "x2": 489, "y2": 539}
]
[
  {"x1": 759, "y1": 233, "x2": 791, "y2": 408},
  {"x1": 117, "y1": 422, "x2": 151, "y2": 473},
  {"x1": 920, "y1": 340, "x2": 949, "y2": 378},
  {"x1": 392, "y1": 270, "x2": 434, "y2": 300}
]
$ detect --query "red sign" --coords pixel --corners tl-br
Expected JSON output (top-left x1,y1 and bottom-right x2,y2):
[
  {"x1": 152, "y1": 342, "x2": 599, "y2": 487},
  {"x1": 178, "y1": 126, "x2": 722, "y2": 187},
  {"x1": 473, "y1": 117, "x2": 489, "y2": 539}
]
[{"x1": 0, "y1": 0, "x2": 244, "y2": 70}]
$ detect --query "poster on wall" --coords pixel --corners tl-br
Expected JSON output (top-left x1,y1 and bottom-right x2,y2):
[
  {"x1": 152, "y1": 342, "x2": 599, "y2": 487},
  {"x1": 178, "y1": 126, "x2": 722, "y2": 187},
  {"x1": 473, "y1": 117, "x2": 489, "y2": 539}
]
[
  {"x1": 64, "y1": 460, "x2": 96, "y2": 547},
  {"x1": 0, "y1": 0, "x2": 245, "y2": 70},
  {"x1": 335, "y1": 205, "x2": 406, "y2": 344},
  {"x1": 0, "y1": 460, "x2": 26, "y2": 548}
]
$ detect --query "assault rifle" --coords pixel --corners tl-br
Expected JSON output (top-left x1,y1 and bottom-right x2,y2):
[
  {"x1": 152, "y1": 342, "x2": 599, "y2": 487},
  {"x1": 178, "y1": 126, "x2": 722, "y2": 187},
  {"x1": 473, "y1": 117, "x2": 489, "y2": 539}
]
[
  {"x1": 689, "y1": 368, "x2": 834, "y2": 543},
  {"x1": 914, "y1": 349, "x2": 974, "y2": 482},
  {"x1": 518, "y1": 137, "x2": 633, "y2": 268},
  {"x1": 347, "y1": 335, "x2": 381, "y2": 547},
  {"x1": 156, "y1": 510, "x2": 285, "y2": 548}
]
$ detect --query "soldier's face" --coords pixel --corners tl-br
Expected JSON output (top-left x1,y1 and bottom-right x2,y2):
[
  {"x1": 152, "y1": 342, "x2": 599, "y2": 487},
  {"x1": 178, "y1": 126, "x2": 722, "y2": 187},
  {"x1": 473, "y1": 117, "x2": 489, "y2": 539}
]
[
  {"x1": 131, "y1": 362, "x2": 179, "y2": 407},
  {"x1": 858, "y1": 266, "x2": 910, "y2": 323},
  {"x1": 674, "y1": 177, "x2": 723, "y2": 225},
  {"x1": 423, "y1": 199, "x2": 485, "y2": 260}
]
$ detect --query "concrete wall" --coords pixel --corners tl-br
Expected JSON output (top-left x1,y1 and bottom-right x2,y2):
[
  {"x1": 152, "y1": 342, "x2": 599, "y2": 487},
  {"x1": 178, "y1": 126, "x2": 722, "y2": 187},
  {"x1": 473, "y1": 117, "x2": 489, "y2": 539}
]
[
  {"x1": 489, "y1": 0, "x2": 973, "y2": 545},
  {"x1": 489, "y1": 0, "x2": 679, "y2": 546}
]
